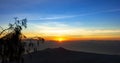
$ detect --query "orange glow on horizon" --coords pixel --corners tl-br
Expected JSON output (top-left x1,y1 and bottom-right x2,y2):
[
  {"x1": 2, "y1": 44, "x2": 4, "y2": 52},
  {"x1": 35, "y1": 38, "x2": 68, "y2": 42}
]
[
  {"x1": 22, "y1": 32, "x2": 120, "y2": 41},
  {"x1": 44, "y1": 36, "x2": 120, "y2": 41},
  {"x1": 53, "y1": 37, "x2": 66, "y2": 43}
]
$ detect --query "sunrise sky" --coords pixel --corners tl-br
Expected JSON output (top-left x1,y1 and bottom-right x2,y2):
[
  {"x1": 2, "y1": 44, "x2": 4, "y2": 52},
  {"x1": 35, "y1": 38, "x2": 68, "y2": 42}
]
[{"x1": 0, "y1": 0, "x2": 120, "y2": 41}]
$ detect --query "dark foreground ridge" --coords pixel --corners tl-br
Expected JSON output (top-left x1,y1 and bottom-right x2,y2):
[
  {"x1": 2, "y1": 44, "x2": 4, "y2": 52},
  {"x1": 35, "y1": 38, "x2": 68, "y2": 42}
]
[{"x1": 24, "y1": 47, "x2": 120, "y2": 63}]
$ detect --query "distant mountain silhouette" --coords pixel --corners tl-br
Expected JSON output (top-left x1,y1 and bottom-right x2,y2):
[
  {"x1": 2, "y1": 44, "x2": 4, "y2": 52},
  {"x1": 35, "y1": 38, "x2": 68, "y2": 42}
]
[
  {"x1": 24, "y1": 47, "x2": 120, "y2": 63},
  {"x1": 42, "y1": 47, "x2": 70, "y2": 52}
]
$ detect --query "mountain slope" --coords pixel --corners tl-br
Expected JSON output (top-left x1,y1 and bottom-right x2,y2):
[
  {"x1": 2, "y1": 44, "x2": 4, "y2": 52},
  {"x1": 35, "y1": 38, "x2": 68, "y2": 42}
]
[{"x1": 24, "y1": 47, "x2": 120, "y2": 63}]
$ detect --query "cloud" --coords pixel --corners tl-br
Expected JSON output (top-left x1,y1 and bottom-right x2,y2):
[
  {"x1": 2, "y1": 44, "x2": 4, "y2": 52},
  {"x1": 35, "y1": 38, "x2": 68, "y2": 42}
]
[
  {"x1": 39, "y1": 15, "x2": 75, "y2": 20},
  {"x1": 30, "y1": 9, "x2": 120, "y2": 20},
  {"x1": 1, "y1": 8, "x2": 120, "y2": 22},
  {"x1": 75, "y1": 9, "x2": 120, "y2": 17},
  {"x1": 24, "y1": 21, "x2": 120, "y2": 38}
]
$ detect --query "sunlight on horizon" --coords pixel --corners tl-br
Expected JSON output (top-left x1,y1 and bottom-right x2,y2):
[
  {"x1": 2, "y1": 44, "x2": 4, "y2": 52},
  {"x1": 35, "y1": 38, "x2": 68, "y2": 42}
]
[{"x1": 50, "y1": 37, "x2": 67, "y2": 43}]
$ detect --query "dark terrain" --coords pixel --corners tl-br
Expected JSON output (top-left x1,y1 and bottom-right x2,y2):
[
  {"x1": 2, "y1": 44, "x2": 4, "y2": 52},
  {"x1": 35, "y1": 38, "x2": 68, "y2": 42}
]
[{"x1": 24, "y1": 47, "x2": 120, "y2": 63}]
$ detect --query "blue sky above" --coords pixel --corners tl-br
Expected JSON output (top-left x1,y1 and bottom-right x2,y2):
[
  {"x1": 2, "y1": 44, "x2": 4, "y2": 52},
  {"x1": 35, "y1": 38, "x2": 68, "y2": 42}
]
[{"x1": 0, "y1": 0, "x2": 120, "y2": 39}]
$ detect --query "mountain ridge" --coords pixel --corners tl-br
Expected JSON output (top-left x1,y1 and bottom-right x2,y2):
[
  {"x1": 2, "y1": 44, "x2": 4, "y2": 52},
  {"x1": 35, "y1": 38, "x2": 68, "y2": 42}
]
[{"x1": 24, "y1": 47, "x2": 120, "y2": 63}]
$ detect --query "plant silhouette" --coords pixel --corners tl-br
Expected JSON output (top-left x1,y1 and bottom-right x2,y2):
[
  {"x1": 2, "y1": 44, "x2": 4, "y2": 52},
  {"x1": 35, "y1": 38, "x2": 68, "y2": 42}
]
[
  {"x1": 24, "y1": 36, "x2": 45, "y2": 56},
  {"x1": 0, "y1": 17, "x2": 44, "y2": 63},
  {"x1": 0, "y1": 17, "x2": 27, "y2": 63}
]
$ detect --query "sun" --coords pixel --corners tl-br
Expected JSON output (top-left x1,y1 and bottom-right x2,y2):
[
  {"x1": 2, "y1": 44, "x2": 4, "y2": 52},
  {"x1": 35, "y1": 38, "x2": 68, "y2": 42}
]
[
  {"x1": 58, "y1": 38, "x2": 63, "y2": 42},
  {"x1": 55, "y1": 37, "x2": 65, "y2": 43}
]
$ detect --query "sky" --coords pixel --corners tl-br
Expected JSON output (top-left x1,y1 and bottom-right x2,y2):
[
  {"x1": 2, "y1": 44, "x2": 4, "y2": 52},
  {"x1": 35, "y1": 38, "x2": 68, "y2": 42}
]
[{"x1": 0, "y1": 0, "x2": 120, "y2": 41}]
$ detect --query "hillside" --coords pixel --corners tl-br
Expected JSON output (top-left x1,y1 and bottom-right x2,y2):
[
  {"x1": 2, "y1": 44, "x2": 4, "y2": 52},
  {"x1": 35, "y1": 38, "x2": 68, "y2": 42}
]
[{"x1": 23, "y1": 47, "x2": 120, "y2": 63}]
